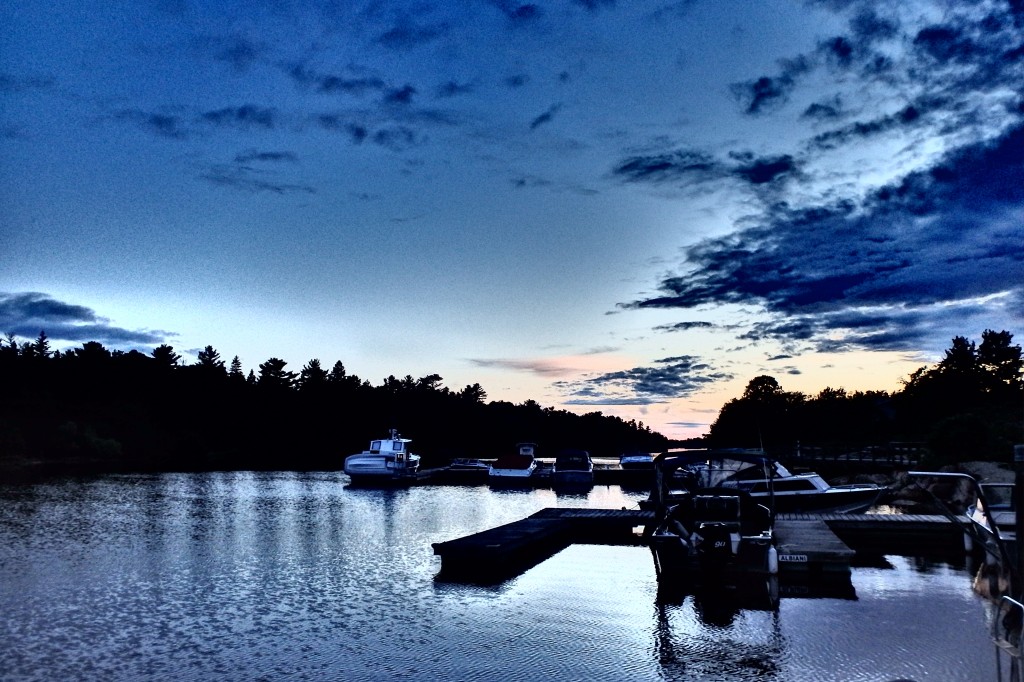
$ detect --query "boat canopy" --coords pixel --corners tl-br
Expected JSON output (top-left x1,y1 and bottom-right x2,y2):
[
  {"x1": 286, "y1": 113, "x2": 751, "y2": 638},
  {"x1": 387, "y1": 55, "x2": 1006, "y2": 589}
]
[
  {"x1": 654, "y1": 449, "x2": 774, "y2": 473},
  {"x1": 649, "y1": 450, "x2": 777, "y2": 512}
]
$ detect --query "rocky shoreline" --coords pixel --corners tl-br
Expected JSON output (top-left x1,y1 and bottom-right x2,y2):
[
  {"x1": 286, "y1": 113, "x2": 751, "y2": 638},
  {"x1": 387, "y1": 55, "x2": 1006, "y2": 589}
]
[{"x1": 838, "y1": 460, "x2": 1015, "y2": 513}]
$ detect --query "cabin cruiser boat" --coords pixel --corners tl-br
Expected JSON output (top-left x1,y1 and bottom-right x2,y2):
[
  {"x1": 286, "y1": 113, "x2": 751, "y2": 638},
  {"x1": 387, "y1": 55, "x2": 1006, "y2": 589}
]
[
  {"x1": 344, "y1": 430, "x2": 421, "y2": 485},
  {"x1": 644, "y1": 451, "x2": 778, "y2": 581},
  {"x1": 552, "y1": 449, "x2": 594, "y2": 487},
  {"x1": 619, "y1": 451, "x2": 655, "y2": 470},
  {"x1": 488, "y1": 443, "x2": 538, "y2": 485},
  {"x1": 712, "y1": 459, "x2": 882, "y2": 514}
]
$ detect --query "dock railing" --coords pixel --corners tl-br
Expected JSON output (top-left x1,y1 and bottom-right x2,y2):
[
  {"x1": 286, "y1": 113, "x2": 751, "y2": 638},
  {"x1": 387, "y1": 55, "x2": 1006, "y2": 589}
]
[
  {"x1": 994, "y1": 596, "x2": 1024, "y2": 681},
  {"x1": 787, "y1": 443, "x2": 922, "y2": 470}
]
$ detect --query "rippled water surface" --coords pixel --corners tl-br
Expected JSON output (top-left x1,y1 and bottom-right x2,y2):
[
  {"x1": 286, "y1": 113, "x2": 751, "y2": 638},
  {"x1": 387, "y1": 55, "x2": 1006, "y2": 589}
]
[{"x1": 0, "y1": 472, "x2": 999, "y2": 680}]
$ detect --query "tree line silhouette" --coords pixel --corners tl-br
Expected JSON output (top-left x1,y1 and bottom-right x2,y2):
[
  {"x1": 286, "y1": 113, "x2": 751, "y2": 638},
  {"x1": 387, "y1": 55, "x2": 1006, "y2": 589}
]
[
  {"x1": 707, "y1": 330, "x2": 1023, "y2": 465},
  {"x1": 0, "y1": 334, "x2": 666, "y2": 472},
  {"x1": 1, "y1": 329, "x2": 1020, "y2": 474}
]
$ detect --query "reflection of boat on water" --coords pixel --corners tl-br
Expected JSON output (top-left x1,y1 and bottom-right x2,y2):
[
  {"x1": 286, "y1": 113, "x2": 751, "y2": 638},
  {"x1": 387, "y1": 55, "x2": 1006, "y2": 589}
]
[
  {"x1": 343, "y1": 430, "x2": 421, "y2": 485},
  {"x1": 654, "y1": 578, "x2": 785, "y2": 680},
  {"x1": 644, "y1": 451, "x2": 778, "y2": 583},
  {"x1": 713, "y1": 458, "x2": 883, "y2": 514},
  {"x1": 488, "y1": 443, "x2": 538, "y2": 486},
  {"x1": 552, "y1": 449, "x2": 594, "y2": 488}
]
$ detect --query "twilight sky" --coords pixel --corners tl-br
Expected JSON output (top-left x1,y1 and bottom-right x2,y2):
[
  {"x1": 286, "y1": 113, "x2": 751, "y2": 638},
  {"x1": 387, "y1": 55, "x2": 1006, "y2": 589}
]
[{"x1": 2, "y1": 0, "x2": 1022, "y2": 439}]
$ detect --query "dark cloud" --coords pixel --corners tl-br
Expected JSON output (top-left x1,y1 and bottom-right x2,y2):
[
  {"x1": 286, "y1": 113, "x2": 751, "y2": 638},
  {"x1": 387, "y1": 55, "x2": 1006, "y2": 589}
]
[
  {"x1": 612, "y1": 149, "x2": 798, "y2": 188},
  {"x1": 802, "y1": 99, "x2": 844, "y2": 121},
  {"x1": 115, "y1": 109, "x2": 188, "y2": 139},
  {"x1": 0, "y1": 292, "x2": 170, "y2": 345},
  {"x1": 653, "y1": 321, "x2": 715, "y2": 332},
  {"x1": 849, "y1": 8, "x2": 900, "y2": 43},
  {"x1": 512, "y1": 175, "x2": 552, "y2": 189},
  {"x1": 732, "y1": 154, "x2": 797, "y2": 185},
  {"x1": 372, "y1": 126, "x2": 423, "y2": 151},
  {"x1": 234, "y1": 151, "x2": 298, "y2": 164},
  {"x1": 315, "y1": 115, "x2": 369, "y2": 143},
  {"x1": 622, "y1": 123, "x2": 1024, "y2": 352},
  {"x1": 572, "y1": 0, "x2": 615, "y2": 10},
  {"x1": 492, "y1": 2, "x2": 542, "y2": 22},
  {"x1": 808, "y1": 103, "x2": 928, "y2": 150},
  {"x1": 504, "y1": 74, "x2": 530, "y2": 88},
  {"x1": 612, "y1": 149, "x2": 720, "y2": 183},
  {"x1": 556, "y1": 355, "x2": 733, "y2": 403},
  {"x1": 384, "y1": 84, "x2": 417, "y2": 105},
  {"x1": 0, "y1": 73, "x2": 56, "y2": 92},
  {"x1": 529, "y1": 103, "x2": 562, "y2": 130},
  {"x1": 730, "y1": 55, "x2": 812, "y2": 116},
  {"x1": 437, "y1": 80, "x2": 475, "y2": 97},
  {"x1": 819, "y1": 36, "x2": 855, "y2": 68},
  {"x1": 377, "y1": 21, "x2": 448, "y2": 49},
  {"x1": 285, "y1": 64, "x2": 386, "y2": 96},
  {"x1": 200, "y1": 105, "x2": 277, "y2": 129},
  {"x1": 730, "y1": 75, "x2": 796, "y2": 115},
  {"x1": 208, "y1": 36, "x2": 263, "y2": 71},
  {"x1": 913, "y1": 24, "x2": 975, "y2": 63},
  {"x1": 199, "y1": 163, "x2": 315, "y2": 194}
]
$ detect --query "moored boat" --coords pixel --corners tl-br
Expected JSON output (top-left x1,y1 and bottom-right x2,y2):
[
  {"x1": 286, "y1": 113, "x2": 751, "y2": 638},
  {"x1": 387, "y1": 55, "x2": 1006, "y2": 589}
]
[
  {"x1": 552, "y1": 449, "x2": 594, "y2": 488},
  {"x1": 619, "y1": 451, "x2": 655, "y2": 470},
  {"x1": 344, "y1": 429, "x2": 421, "y2": 485},
  {"x1": 644, "y1": 451, "x2": 778, "y2": 582},
  {"x1": 715, "y1": 459, "x2": 882, "y2": 514},
  {"x1": 488, "y1": 443, "x2": 538, "y2": 486}
]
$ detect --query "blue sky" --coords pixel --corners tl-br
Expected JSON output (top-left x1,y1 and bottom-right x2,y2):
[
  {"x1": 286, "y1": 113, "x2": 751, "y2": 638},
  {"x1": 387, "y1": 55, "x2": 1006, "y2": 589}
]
[{"x1": 2, "y1": 0, "x2": 1022, "y2": 438}]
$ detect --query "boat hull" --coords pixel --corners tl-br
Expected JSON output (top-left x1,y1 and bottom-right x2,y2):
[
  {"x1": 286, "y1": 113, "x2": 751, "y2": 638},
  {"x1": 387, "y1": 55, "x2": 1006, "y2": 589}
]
[
  {"x1": 344, "y1": 454, "x2": 420, "y2": 486},
  {"x1": 650, "y1": 534, "x2": 776, "y2": 580},
  {"x1": 552, "y1": 470, "x2": 594, "y2": 488}
]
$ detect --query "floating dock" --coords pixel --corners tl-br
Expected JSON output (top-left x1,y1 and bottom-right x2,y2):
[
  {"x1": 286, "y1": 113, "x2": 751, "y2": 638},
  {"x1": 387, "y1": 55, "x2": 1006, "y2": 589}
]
[{"x1": 431, "y1": 508, "x2": 969, "y2": 584}]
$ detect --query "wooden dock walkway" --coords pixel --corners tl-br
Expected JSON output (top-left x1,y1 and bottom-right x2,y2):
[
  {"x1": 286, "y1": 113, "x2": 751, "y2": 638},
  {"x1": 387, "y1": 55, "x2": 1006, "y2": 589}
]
[{"x1": 432, "y1": 508, "x2": 969, "y2": 583}]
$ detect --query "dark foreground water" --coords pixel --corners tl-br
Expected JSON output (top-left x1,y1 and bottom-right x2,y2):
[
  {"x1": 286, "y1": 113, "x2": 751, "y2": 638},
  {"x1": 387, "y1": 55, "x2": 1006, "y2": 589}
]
[{"x1": 0, "y1": 471, "x2": 999, "y2": 681}]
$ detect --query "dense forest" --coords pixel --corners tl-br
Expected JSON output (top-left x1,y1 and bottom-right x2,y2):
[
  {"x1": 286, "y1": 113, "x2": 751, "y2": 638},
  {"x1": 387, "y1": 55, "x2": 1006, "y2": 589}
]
[
  {"x1": 0, "y1": 334, "x2": 666, "y2": 472},
  {"x1": 1, "y1": 329, "x2": 1021, "y2": 473},
  {"x1": 707, "y1": 330, "x2": 1023, "y2": 465}
]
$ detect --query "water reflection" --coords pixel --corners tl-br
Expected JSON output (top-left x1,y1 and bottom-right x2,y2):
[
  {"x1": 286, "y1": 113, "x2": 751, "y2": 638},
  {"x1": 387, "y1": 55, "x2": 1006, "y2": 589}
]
[{"x1": 0, "y1": 473, "x2": 1000, "y2": 681}]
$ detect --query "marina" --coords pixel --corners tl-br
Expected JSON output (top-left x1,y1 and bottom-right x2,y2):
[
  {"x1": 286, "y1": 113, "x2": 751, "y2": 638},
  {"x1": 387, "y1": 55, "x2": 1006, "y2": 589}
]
[{"x1": 0, "y1": 470, "x2": 1005, "y2": 681}]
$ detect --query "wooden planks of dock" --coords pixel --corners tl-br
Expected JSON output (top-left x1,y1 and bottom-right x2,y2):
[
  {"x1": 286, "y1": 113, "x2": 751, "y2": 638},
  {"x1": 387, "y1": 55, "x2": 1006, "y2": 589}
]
[{"x1": 432, "y1": 508, "x2": 969, "y2": 584}]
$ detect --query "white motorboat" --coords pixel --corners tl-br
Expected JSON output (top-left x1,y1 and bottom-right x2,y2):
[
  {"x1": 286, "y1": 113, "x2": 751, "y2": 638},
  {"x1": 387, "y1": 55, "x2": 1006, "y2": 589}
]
[
  {"x1": 715, "y1": 460, "x2": 882, "y2": 514},
  {"x1": 488, "y1": 443, "x2": 538, "y2": 485},
  {"x1": 344, "y1": 430, "x2": 421, "y2": 485},
  {"x1": 675, "y1": 451, "x2": 882, "y2": 514},
  {"x1": 552, "y1": 449, "x2": 594, "y2": 487}
]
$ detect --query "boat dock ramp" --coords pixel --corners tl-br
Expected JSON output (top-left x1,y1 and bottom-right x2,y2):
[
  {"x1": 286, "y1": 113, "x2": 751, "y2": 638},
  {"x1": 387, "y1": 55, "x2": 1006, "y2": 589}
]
[{"x1": 432, "y1": 508, "x2": 969, "y2": 584}]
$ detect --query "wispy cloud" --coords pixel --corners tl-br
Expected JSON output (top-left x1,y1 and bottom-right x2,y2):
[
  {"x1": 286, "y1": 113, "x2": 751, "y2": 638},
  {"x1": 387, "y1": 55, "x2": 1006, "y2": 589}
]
[
  {"x1": 556, "y1": 355, "x2": 734, "y2": 404},
  {"x1": 530, "y1": 103, "x2": 563, "y2": 130},
  {"x1": 469, "y1": 357, "x2": 579, "y2": 376}
]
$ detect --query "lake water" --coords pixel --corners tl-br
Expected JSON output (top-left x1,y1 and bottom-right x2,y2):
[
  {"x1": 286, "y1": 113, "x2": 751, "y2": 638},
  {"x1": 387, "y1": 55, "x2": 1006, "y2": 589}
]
[{"x1": 0, "y1": 471, "x2": 1001, "y2": 681}]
